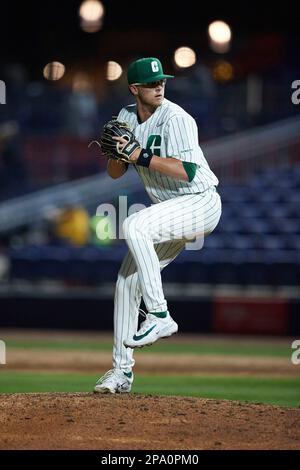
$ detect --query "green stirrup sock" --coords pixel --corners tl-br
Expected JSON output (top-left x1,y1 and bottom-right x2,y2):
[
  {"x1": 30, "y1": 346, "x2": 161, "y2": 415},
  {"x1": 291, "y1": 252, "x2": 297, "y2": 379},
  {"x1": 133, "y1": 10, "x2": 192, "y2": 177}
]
[{"x1": 149, "y1": 311, "x2": 168, "y2": 318}]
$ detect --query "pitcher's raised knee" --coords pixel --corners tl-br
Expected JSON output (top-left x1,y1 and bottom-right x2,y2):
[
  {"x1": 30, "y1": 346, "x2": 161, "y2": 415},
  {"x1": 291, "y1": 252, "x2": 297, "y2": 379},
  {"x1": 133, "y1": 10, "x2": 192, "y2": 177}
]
[{"x1": 122, "y1": 213, "x2": 146, "y2": 241}]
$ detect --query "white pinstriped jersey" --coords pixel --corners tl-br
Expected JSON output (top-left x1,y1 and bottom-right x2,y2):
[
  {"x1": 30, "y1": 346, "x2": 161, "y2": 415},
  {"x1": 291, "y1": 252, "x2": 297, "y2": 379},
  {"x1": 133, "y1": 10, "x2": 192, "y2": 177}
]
[{"x1": 118, "y1": 98, "x2": 219, "y2": 204}]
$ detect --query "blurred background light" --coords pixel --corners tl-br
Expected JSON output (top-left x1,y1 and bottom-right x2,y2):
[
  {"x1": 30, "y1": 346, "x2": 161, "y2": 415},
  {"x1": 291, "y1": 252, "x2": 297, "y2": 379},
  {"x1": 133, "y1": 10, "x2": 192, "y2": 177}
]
[
  {"x1": 208, "y1": 21, "x2": 232, "y2": 53},
  {"x1": 72, "y1": 72, "x2": 92, "y2": 92},
  {"x1": 79, "y1": 0, "x2": 104, "y2": 22},
  {"x1": 212, "y1": 60, "x2": 234, "y2": 82},
  {"x1": 79, "y1": 0, "x2": 104, "y2": 33},
  {"x1": 43, "y1": 61, "x2": 66, "y2": 81},
  {"x1": 80, "y1": 19, "x2": 102, "y2": 33},
  {"x1": 106, "y1": 61, "x2": 123, "y2": 81},
  {"x1": 174, "y1": 47, "x2": 196, "y2": 68}
]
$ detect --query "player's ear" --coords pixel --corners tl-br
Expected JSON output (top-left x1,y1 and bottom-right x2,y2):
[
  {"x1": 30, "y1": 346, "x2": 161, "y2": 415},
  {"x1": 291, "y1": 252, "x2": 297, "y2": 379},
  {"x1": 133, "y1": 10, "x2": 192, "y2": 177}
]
[{"x1": 129, "y1": 85, "x2": 138, "y2": 96}]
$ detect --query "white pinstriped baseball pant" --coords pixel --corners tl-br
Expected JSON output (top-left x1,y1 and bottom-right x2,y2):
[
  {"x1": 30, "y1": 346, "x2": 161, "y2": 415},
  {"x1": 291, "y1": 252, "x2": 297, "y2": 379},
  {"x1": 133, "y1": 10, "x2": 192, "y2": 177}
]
[{"x1": 113, "y1": 186, "x2": 222, "y2": 372}]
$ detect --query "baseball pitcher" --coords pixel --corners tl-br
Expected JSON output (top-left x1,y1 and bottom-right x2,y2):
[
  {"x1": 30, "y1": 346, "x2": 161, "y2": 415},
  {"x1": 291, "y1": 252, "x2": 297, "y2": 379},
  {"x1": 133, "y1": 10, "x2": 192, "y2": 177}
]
[{"x1": 93, "y1": 57, "x2": 222, "y2": 393}]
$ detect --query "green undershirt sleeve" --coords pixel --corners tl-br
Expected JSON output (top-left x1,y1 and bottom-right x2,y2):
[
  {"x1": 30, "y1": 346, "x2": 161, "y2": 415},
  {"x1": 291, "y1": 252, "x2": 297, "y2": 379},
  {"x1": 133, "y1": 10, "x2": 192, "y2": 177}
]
[{"x1": 182, "y1": 162, "x2": 198, "y2": 182}]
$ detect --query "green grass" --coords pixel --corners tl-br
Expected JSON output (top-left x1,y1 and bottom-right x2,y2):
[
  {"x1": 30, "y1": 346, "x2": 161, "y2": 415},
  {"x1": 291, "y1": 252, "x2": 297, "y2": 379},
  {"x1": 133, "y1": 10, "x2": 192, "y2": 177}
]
[
  {"x1": 2, "y1": 337, "x2": 297, "y2": 407},
  {"x1": 0, "y1": 371, "x2": 299, "y2": 407},
  {"x1": 5, "y1": 339, "x2": 291, "y2": 358}
]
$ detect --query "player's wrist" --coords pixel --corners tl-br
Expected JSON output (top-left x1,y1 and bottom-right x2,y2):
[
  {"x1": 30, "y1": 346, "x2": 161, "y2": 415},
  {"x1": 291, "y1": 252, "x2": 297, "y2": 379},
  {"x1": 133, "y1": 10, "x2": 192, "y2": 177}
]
[
  {"x1": 128, "y1": 147, "x2": 141, "y2": 163},
  {"x1": 134, "y1": 148, "x2": 154, "y2": 167}
]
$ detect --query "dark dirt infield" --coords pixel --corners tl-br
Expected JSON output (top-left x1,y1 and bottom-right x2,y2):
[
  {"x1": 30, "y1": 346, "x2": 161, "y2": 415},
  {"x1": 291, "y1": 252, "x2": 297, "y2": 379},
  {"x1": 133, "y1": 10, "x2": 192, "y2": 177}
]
[{"x1": 1, "y1": 393, "x2": 300, "y2": 450}]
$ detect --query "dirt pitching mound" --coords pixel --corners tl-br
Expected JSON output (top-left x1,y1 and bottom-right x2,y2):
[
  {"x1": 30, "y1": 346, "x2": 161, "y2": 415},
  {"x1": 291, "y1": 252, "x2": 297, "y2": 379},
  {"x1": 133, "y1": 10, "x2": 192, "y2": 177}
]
[{"x1": 1, "y1": 393, "x2": 299, "y2": 450}]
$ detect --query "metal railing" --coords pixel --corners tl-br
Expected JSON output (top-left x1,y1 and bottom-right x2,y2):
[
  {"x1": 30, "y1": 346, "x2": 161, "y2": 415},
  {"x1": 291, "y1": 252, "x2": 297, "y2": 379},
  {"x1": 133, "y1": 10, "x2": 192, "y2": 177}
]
[{"x1": 206, "y1": 116, "x2": 300, "y2": 181}]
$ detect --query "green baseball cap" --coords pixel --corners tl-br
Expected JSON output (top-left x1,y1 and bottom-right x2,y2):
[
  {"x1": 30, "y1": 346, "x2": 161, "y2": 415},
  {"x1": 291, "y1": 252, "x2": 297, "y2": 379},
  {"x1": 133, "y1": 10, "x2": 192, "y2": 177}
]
[{"x1": 127, "y1": 57, "x2": 174, "y2": 85}]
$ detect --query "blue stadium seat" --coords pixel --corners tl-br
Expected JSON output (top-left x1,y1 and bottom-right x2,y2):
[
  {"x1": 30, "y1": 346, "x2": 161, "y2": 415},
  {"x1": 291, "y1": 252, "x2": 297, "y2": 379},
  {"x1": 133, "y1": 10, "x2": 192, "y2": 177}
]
[
  {"x1": 258, "y1": 235, "x2": 287, "y2": 251},
  {"x1": 270, "y1": 218, "x2": 300, "y2": 235},
  {"x1": 37, "y1": 246, "x2": 70, "y2": 280},
  {"x1": 239, "y1": 218, "x2": 271, "y2": 235},
  {"x1": 9, "y1": 246, "x2": 41, "y2": 281},
  {"x1": 267, "y1": 205, "x2": 293, "y2": 219},
  {"x1": 218, "y1": 219, "x2": 241, "y2": 234},
  {"x1": 221, "y1": 234, "x2": 255, "y2": 250},
  {"x1": 203, "y1": 234, "x2": 225, "y2": 249},
  {"x1": 255, "y1": 191, "x2": 281, "y2": 204},
  {"x1": 283, "y1": 234, "x2": 300, "y2": 251}
]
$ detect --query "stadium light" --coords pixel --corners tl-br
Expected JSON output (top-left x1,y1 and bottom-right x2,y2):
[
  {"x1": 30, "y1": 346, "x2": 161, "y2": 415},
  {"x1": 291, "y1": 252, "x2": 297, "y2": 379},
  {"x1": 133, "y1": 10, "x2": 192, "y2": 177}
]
[
  {"x1": 79, "y1": 1, "x2": 104, "y2": 33},
  {"x1": 208, "y1": 21, "x2": 232, "y2": 53},
  {"x1": 79, "y1": 0, "x2": 104, "y2": 22},
  {"x1": 43, "y1": 62, "x2": 65, "y2": 81},
  {"x1": 106, "y1": 61, "x2": 123, "y2": 81},
  {"x1": 174, "y1": 47, "x2": 196, "y2": 69}
]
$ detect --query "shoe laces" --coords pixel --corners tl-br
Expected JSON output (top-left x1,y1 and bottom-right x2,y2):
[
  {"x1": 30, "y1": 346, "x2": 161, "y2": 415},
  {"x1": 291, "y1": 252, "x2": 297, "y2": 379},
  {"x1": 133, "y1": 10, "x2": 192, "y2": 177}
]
[
  {"x1": 97, "y1": 368, "x2": 123, "y2": 384},
  {"x1": 138, "y1": 308, "x2": 157, "y2": 334}
]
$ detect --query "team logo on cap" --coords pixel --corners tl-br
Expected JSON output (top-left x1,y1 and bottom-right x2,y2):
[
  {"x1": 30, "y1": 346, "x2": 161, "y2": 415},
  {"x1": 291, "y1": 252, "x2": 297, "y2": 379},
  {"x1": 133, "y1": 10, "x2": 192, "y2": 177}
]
[{"x1": 151, "y1": 61, "x2": 159, "y2": 72}]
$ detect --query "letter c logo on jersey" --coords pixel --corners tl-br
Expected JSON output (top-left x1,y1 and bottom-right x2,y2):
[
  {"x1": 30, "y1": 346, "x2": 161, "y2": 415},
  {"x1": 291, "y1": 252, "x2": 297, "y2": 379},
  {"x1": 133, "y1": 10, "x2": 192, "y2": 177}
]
[
  {"x1": 151, "y1": 61, "x2": 159, "y2": 73},
  {"x1": 147, "y1": 135, "x2": 161, "y2": 156}
]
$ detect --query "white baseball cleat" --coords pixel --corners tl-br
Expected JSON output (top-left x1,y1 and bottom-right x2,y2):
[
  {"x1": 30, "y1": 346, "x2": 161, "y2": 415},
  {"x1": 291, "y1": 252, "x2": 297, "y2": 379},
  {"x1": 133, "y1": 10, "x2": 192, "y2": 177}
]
[
  {"x1": 124, "y1": 311, "x2": 178, "y2": 349},
  {"x1": 94, "y1": 369, "x2": 133, "y2": 394}
]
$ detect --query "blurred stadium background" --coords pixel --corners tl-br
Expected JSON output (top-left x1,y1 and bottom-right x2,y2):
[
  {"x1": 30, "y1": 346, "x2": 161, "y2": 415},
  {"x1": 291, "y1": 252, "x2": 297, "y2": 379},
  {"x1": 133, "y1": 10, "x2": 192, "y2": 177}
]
[{"x1": 0, "y1": 0, "x2": 300, "y2": 341}]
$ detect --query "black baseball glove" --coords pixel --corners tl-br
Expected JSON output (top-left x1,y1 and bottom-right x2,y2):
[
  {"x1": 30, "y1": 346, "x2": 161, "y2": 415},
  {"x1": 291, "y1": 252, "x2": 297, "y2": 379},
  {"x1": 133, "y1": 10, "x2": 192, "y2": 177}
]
[{"x1": 89, "y1": 120, "x2": 141, "y2": 163}]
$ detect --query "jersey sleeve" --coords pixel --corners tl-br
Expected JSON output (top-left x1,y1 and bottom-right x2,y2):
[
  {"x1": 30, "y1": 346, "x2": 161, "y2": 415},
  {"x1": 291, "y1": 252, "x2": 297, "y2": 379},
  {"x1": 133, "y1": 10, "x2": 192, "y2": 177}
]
[
  {"x1": 165, "y1": 114, "x2": 204, "y2": 165},
  {"x1": 117, "y1": 108, "x2": 126, "y2": 121},
  {"x1": 117, "y1": 106, "x2": 137, "y2": 132}
]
